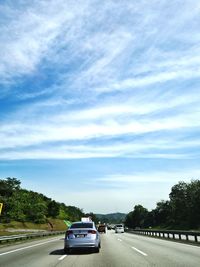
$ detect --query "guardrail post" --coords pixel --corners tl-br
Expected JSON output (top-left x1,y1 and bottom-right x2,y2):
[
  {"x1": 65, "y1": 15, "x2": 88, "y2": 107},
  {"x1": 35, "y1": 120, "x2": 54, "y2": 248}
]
[{"x1": 128, "y1": 229, "x2": 200, "y2": 244}]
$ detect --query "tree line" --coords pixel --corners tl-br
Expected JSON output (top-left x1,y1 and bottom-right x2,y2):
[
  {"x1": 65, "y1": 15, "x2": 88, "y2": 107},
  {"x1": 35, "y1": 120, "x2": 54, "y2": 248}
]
[
  {"x1": 0, "y1": 177, "x2": 84, "y2": 224},
  {"x1": 125, "y1": 179, "x2": 200, "y2": 230}
]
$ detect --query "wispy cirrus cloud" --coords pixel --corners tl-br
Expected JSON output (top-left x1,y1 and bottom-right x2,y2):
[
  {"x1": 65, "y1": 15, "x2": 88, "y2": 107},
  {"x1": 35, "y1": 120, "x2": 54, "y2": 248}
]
[
  {"x1": 1, "y1": 114, "x2": 200, "y2": 160},
  {"x1": 1, "y1": 0, "x2": 200, "y2": 213},
  {"x1": 0, "y1": 0, "x2": 200, "y2": 162},
  {"x1": 0, "y1": 0, "x2": 89, "y2": 85},
  {"x1": 94, "y1": 169, "x2": 200, "y2": 184}
]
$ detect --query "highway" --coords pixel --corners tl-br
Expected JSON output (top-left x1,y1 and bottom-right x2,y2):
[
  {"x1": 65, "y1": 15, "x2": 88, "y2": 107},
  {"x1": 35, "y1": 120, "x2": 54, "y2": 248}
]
[{"x1": 0, "y1": 230, "x2": 199, "y2": 267}]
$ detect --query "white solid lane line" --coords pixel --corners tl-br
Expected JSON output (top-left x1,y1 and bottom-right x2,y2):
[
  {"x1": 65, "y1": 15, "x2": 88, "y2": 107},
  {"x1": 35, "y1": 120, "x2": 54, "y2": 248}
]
[
  {"x1": 0, "y1": 238, "x2": 59, "y2": 257},
  {"x1": 131, "y1": 246, "x2": 147, "y2": 256},
  {"x1": 58, "y1": 255, "x2": 67, "y2": 260}
]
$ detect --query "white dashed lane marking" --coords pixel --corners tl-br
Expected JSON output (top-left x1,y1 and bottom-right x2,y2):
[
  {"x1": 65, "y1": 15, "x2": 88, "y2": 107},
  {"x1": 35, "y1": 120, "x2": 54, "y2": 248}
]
[
  {"x1": 58, "y1": 255, "x2": 67, "y2": 260},
  {"x1": 131, "y1": 246, "x2": 147, "y2": 256},
  {"x1": 116, "y1": 236, "x2": 147, "y2": 256}
]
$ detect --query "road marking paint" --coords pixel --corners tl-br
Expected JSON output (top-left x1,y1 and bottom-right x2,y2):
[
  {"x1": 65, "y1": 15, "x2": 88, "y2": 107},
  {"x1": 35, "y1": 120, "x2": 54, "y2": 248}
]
[
  {"x1": 117, "y1": 238, "x2": 122, "y2": 242},
  {"x1": 131, "y1": 246, "x2": 147, "y2": 256},
  {"x1": 59, "y1": 255, "x2": 67, "y2": 260},
  {"x1": 0, "y1": 238, "x2": 59, "y2": 257}
]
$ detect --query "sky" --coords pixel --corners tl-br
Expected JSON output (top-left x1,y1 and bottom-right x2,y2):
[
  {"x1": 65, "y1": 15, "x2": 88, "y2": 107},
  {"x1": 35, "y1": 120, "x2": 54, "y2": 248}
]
[{"x1": 0, "y1": 0, "x2": 200, "y2": 214}]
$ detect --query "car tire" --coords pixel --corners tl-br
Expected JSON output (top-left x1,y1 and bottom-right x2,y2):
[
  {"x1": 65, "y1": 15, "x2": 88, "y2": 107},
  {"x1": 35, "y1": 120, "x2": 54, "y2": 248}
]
[
  {"x1": 94, "y1": 243, "x2": 100, "y2": 253},
  {"x1": 64, "y1": 247, "x2": 70, "y2": 254},
  {"x1": 94, "y1": 247, "x2": 99, "y2": 253}
]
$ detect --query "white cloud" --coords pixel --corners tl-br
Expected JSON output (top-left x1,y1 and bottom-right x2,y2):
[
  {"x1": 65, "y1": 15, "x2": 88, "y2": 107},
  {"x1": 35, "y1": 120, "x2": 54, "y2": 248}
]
[
  {"x1": 0, "y1": 0, "x2": 200, "y2": 161},
  {"x1": 0, "y1": 0, "x2": 88, "y2": 83},
  {"x1": 1, "y1": 93, "x2": 200, "y2": 159},
  {"x1": 1, "y1": 131, "x2": 200, "y2": 160},
  {"x1": 95, "y1": 63, "x2": 200, "y2": 93},
  {"x1": 95, "y1": 170, "x2": 200, "y2": 184},
  {"x1": 1, "y1": 0, "x2": 200, "y2": 214}
]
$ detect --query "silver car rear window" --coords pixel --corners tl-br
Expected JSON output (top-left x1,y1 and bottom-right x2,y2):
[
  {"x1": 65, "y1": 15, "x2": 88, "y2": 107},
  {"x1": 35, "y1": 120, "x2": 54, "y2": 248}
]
[
  {"x1": 116, "y1": 224, "x2": 123, "y2": 227},
  {"x1": 70, "y1": 223, "x2": 93, "y2": 229}
]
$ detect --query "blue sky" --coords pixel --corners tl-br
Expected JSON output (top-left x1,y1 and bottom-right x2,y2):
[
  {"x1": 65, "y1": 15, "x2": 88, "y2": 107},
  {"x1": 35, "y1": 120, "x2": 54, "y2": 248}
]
[{"x1": 0, "y1": 0, "x2": 200, "y2": 214}]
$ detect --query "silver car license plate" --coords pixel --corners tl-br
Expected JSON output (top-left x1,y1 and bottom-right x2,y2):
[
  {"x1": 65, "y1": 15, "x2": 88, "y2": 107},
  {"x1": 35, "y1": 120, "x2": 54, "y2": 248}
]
[{"x1": 76, "y1": 234, "x2": 84, "y2": 238}]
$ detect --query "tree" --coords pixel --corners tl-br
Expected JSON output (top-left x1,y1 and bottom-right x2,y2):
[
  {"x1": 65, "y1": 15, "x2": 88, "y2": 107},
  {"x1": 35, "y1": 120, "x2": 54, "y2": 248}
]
[
  {"x1": 24, "y1": 190, "x2": 48, "y2": 223},
  {"x1": 7, "y1": 189, "x2": 48, "y2": 223},
  {"x1": 186, "y1": 180, "x2": 200, "y2": 228},
  {"x1": 125, "y1": 211, "x2": 134, "y2": 228},
  {"x1": 153, "y1": 200, "x2": 172, "y2": 227},
  {"x1": 169, "y1": 181, "x2": 189, "y2": 228},
  {"x1": 125, "y1": 205, "x2": 149, "y2": 228},
  {"x1": 0, "y1": 177, "x2": 86, "y2": 224},
  {"x1": 0, "y1": 177, "x2": 20, "y2": 197},
  {"x1": 47, "y1": 200, "x2": 60, "y2": 218},
  {"x1": 0, "y1": 178, "x2": 21, "y2": 222}
]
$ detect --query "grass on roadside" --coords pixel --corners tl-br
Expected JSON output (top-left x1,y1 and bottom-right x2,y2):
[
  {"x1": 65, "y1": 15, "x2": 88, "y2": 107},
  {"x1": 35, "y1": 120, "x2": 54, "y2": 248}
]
[{"x1": 0, "y1": 219, "x2": 67, "y2": 236}]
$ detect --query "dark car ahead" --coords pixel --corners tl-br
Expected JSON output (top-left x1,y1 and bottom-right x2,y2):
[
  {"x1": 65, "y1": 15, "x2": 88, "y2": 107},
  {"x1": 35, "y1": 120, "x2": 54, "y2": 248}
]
[{"x1": 98, "y1": 224, "x2": 106, "y2": 233}]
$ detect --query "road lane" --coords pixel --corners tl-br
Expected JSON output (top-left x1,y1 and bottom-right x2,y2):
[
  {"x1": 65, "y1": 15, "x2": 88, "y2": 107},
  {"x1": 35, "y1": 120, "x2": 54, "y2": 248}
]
[
  {"x1": 56, "y1": 231, "x2": 148, "y2": 267},
  {"x1": 0, "y1": 236, "x2": 65, "y2": 267},
  {"x1": 115, "y1": 231, "x2": 200, "y2": 267},
  {"x1": 0, "y1": 230, "x2": 199, "y2": 266},
  {"x1": 0, "y1": 232, "x2": 149, "y2": 267}
]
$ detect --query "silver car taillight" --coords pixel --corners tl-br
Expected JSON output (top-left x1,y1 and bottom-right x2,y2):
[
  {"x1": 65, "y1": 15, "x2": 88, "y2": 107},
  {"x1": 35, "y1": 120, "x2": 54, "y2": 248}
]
[
  {"x1": 66, "y1": 230, "x2": 73, "y2": 236},
  {"x1": 88, "y1": 230, "x2": 96, "y2": 234}
]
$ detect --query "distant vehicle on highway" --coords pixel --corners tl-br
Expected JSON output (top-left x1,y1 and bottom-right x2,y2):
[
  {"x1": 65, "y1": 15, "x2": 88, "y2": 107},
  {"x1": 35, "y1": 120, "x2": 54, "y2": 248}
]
[
  {"x1": 107, "y1": 225, "x2": 112, "y2": 230},
  {"x1": 115, "y1": 224, "x2": 124, "y2": 233},
  {"x1": 98, "y1": 224, "x2": 106, "y2": 233},
  {"x1": 64, "y1": 221, "x2": 101, "y2": 253}
]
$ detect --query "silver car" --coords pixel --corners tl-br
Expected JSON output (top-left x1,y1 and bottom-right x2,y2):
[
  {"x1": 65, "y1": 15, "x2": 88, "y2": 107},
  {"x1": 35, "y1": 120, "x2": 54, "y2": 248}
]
[
  {"x1": 64, "y1": 221, "x2": 101, "y2": 253},
  {"x1": 115, "y1": 224, "x2": 124, "y2": 233}
]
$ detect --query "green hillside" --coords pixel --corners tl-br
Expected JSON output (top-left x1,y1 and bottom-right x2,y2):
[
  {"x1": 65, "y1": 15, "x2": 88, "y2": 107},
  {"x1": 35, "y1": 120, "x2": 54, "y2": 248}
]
[{"x1": 96, "y1": 212, "x2": 126, "y2": 224}]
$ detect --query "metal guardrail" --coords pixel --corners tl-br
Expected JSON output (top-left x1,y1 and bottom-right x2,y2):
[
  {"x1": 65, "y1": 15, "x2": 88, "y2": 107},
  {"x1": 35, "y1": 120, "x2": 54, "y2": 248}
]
[
  {"x1": 0, "y1": 231, "x2": 65, "y2": 244},
  {"x1": 126, "y1": 229, "x2": 200, "y2": 243}
]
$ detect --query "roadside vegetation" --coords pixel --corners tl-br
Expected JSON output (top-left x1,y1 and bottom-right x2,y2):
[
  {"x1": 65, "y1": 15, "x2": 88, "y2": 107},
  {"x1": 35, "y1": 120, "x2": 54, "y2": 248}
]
[
  {"x1": 96, "y1": 213, "x2": 126, "y2": 224},
  {"x1": 125, "y1": 179, "x2": 200, "y2": 230},
  {"x1": 0, "y1": 177, "x2": 85, "y2": 233},
  {"x1": 1, "y1": 177, "x2": 200, "y2": 233}
]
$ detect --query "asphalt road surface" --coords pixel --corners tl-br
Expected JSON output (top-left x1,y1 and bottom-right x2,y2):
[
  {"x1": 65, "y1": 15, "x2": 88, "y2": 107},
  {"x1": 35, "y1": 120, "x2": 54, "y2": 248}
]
[{"x1": 0, "y1": 230, "x2": 199, "y2": 267}]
